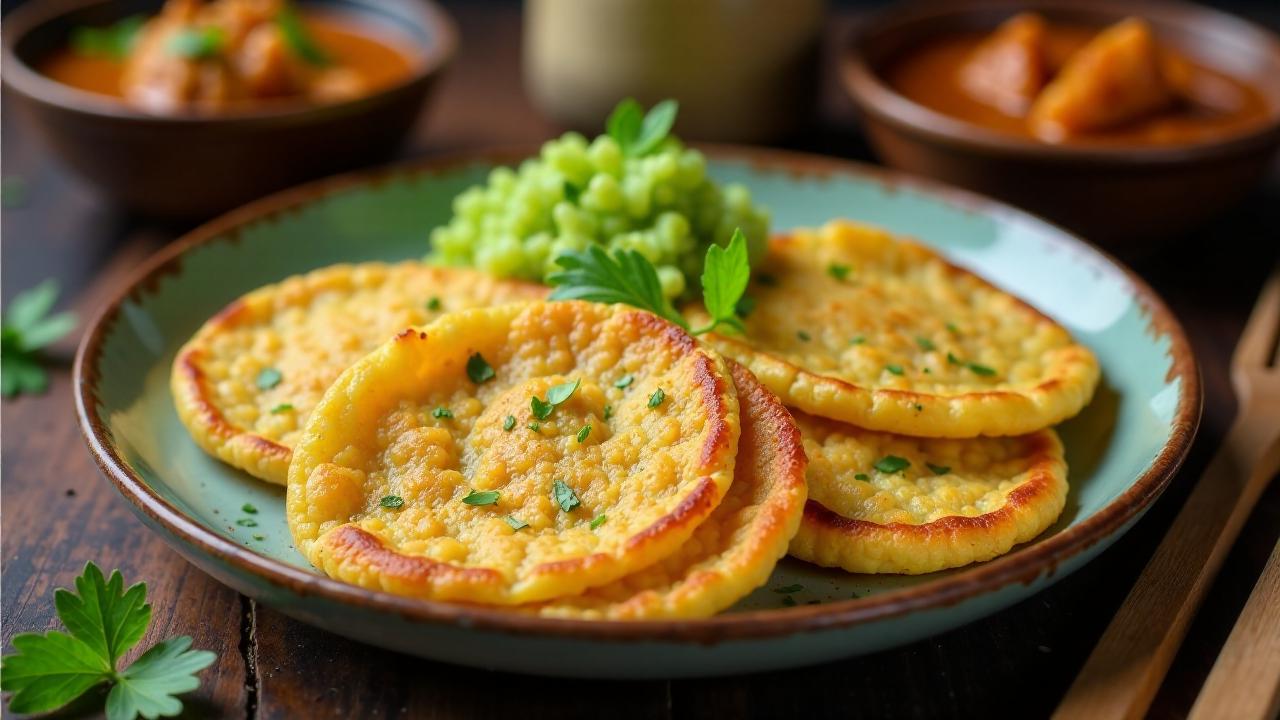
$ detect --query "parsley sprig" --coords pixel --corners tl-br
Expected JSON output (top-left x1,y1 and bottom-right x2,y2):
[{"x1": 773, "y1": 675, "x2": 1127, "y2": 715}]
[
  {"x1": 0, "y1": 563, "x2": 215, "y2": 720},
  {"x1": 606, "y1": 99, "x2": 678, "y2": 157},
  {"x1": 548, "y1": 228, "x2": 752, "y2": 336},
  {"x1": 2, "y1": 280, "x2": 77, "y2": 397},
  {"x1": 276, "y1": 5, "x2": 331, "y2": 66}
]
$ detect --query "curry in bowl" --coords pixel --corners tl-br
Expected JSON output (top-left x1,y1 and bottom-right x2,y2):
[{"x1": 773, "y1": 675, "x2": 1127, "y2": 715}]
[
  {"x1": 37, "y1": 0, "x2": 416, "y2": 114},
  {"x1": 886, "y1": 13, "x2": 1270, "y2": 146}
]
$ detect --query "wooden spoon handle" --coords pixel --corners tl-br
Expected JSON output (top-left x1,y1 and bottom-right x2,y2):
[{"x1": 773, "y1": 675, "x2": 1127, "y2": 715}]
[
  {"x1": 1188, "y1": 538, "x2": 1280, "y2": 720},
  {"x1": 1053, "y1": 414, "x2": 1276, "y2": 720}
]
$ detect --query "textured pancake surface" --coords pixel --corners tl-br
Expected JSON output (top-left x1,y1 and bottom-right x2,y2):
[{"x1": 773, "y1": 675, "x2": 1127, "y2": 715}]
[
  {"x1": 788, "y1": 411, "x2": 1067, "y2": 574},
  {"x1": 531, "y1": 361, "x2": 807, "y2": 619},
  {"x1": 287, "y1": 301, "x2": 741, "y2": 605},
  {"x1": 171, "y1": 262, "x2": 546, "y2": 484},
  {"x1": 690, "y1": 221, "x2": 1100, "y2": 437}
]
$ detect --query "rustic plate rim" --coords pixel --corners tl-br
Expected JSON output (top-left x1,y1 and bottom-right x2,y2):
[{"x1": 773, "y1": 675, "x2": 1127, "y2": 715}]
[{"x1": 73, "y1": 144, "x2": 1202, "y2": 644}]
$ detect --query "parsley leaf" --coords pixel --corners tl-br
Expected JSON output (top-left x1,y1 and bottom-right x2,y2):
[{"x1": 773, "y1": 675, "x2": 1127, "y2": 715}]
[
  {"x1": 590, "y1": 514, "x2": 607, "y2": 529},
  {"x1": 503, "y1": 415, "x2": 516, "y2": 431},
  {"x1": 885, "y1": 364, "x2": 904, "y2": 376},
  {"x1": 235, "y1": 518, "x2": 257, "y2": 527},
  {"x1": 426, "y1": 297, "x2": 442, "y2": 311},
  {"x1": 576, "y1": 424, "x2": 591, "y2": 443},
  {"x1": 527, "y1": 421, "x2": 541, "y2": 432},
  {"x1": 546, "y1": 379, "x2": 580, "y2": 405},
  {"x1": 968, "y1": 362, "x2": 997, "y2": 377},
  {"x1": 256, "y1": 368, "x2": 282, "y2": 390},
  {"x1": 607, "y1": 98, "x2": 678, "y2": 157},
  {"x1": 504, "y1": 516, "x2": 528, "y2": 531},
  {"x1": 827, "y1": 263, "x2": 851, "y2": 281},
  {"x1": 548, "y1": 246, "x2": 687, "y2": 330},
  {"x1": 796, "y1": 330, "x2": 811, "y2": 342},
  {"x1": 854, "y1": 473, "x2": 870, "y2": 481},
  {"x1": 167, "y1": 27, "x2": 226, "y2": 59},
  {"x1": 874, "y1": 456, "x2": 911, "y2": 474},
  {"x1": 530, "y1": 396, "x2": 553, "y2": 421},
  {"x1": 927, "y1": 463, "x2": 951, "y2": 475},
  {"x1": 270, "y1": 403, "x2": 293, "y2": 414},
  {"x1": 276, "y1": 5, "x2": 330, "y2": 66},
  {"x1": 916, "y1": 337, "x2": 936, "y2": 351},
  {"x1": 693, "y1": 229, "x2": 750, "y2": 335},
  {"x1": 1, "y1": 280, "x2": 77, "y2": 398},
  {"x1": 431, "y1": 406, "x2": 453, "y2": 419},
  {"x1": 241, "y1": 503, "x2": 257, "y2": 514},
  {"x1": 603, "y1": 404, "x2": 614, "y2": 420},
  {"x1": 71, "y1": 15, "x2": 146, "y2": 60},
  {"x1": 379, "y1": 495, "x2": 405, "y2": 509},
  {"x1": 462, "y1": 490, "x2": 500, "y2": 506},
  {"x1": 552, "y1": 479, "x2": 581, "y2": 512},
  {"x1": 466, "y1": 353, "x2": 495, "y2": 384},
  {"x1": 614, "y1": 374, "x2": 634, "y2": 389},
  {"x1": 648, "y1": 388, "x2": 665, "y2": 408},
  {"x1": 0, "y1": 563, "x2": 215, "y2": 718}
]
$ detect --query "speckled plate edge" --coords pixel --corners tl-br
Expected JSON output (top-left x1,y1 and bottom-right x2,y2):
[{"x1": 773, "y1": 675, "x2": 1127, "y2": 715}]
[{"x1": 73, "y1": 145, "x2": 1202, "y2": 644}]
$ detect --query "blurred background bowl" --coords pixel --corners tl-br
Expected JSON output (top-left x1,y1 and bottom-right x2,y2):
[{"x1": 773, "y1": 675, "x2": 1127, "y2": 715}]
[
  {"x1": 841, "y1": 0, "x2": 1280, "y2": 248},
  {"x1": 2, "y1": 0, "x2": 456, "y2": 220}
]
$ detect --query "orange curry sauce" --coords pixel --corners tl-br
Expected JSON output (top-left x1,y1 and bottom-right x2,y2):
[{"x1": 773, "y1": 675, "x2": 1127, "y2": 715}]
[
  {"x1": 885, "y1": 26, "x2": 1270, "y2": 146},
  {"x1": 40, "y1": 11, "x2": 413, "y2": 107}
]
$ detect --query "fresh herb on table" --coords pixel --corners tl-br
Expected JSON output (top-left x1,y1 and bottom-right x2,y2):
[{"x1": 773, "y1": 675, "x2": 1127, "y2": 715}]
[
  {"x1": 167, "y1": 27, "x2": 226, "y2": 60},
  {"x1": 276, "y1": 4, "x2": 331, "y2": 66},
  {"x1": 71, "y1": 15, "x2": 146, "y2": 60},
  {"x1": 874, "y1": 456, "x2": 911, "y2": 474},
  {"x1": 504, "y1": 516, "x2": 528, "y2": 531},
  {"x1": 379, "y1": 495, "x2": 405, "y2": 509},
  {"x1": 552, "y1": 479, "x2": 581, "y2": 512},
  {"x1": 1, "y1": 280, "x2": 77, "y2": 398},
  {"x1": 547, "y1": 228, "x2": 753, "y2": 336},
  {"x1": 466, "y1": 352, "x2": 495, "y2": 384},
  {"x1": 256, "y1": 367, "x2": 282, "y2": 390},
  {"x1": 607, "y1": 99, "x2": 678, "y2": 157},
  {"x1": 647, "y1": 388, "x2": 665, "y2": 409},
  {"x1": 462, "y1": 490, "x2": 500, "y2": 506},
  {"x1": 0, "y1": 563, "x2": 215, "y2": 720}
]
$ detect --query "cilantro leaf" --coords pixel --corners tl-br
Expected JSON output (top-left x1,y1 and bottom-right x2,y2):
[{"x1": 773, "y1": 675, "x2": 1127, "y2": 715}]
[
  {"x1": 504, "y1": 516, "x2": 528, "y2": 531},
  {"x1": 53, "y1": 563, "x2": 150, "y2": 668},
  {"x1": 552, "y1": 479, "x2": 581, "y2": 512},
  {"x1": 546, "y1": 379, "x2": 580, "y2": 405},
  {"x1": 647, "y1": 388, "x2": 665, "y2": 408},
  {"x1": 530, "y1": 396, "x2": 554, "y2": 421},
  {"x1": 276, "y1": 5, "x2": 330, "y2": 66},
  {"x1": 106, "y1": 637, "x2": 215, "y2": 720},
  {"x1": 0, "y1": 631, "x2": 109, "y2": 713},
  {"x1": 548, "y1": 246, "x2": 688, "y2": 330},
  {"x1": 693, "y1": 229, "x2": 750, "y2": 335},
  {"x1": 462, "y1": 490, "x2": 500, "y2": 506},
  {"x1": 466, "y1": 353, "x2": 495, "y2": 384},
  {"x1": 606, "y1": 99, "x2": 643, "y2": 152},
  {"x1": 2, "y1": 281, "x2": 77, "y2": 397}
]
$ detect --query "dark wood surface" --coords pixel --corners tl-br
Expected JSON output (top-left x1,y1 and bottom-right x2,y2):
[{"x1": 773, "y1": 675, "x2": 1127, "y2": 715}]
[{"x1": 3, "y1": 4, "x2": 1279, "y2": 718}]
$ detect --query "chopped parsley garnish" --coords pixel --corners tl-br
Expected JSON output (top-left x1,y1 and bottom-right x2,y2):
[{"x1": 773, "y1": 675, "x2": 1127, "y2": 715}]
[
  {"x1": 527, "y1": 422, "x2": 541, "y2": 432},
  {"x1": 466, "y1": 353, "x2": 495, "y2": 384},
  {"x1": 530, "y1": 396, "x2": 553, "y2": 420},
  {"x1": 270, "y1": 403, "x2": 294, "y2": 414},
  {"x1": 576, "y1": 424, "x2": 591, "y2": 443},
  {"x1": 607, "y1": 98, "x2": 678, "y2": 158},
  {"x1": 552, "y1": 479, "x2": 581, "y2": 512},
  {"x1": 614, "y1": 374, "x2": 634, "y2": 389},
  {"x1": 773, "y1": 584, "x2": 804, "y2": 594},
  {"x1": 379, "y1": 495, "x2": 405, "y2": 509},
  {"x1": 874, "y1": 456, "x2": 911, "y2": 474},
  {"x1": 241, "y1": 503, "x2": 257, "y2": 514},
  {"x1": 167, "y1": 26, "x2": 226, "y2": 59},
  {"x1": 426, "y1": 297, "x2": 442, "y2": 311},
  {"x1": 462, "y1": 490, "x2": 500, "y2": 506},
  {"x1": 694, "y1": 229, "x2": 751, "y2": 335},
  {"x1": 235, "y1": 518, "x2": 257, "y2": 527},
  {"x1": 504, "y1": 516, "x2": 528, "y2": 531},
  {"x1": 590, "y1": 514, "x2": 608, "y2": 529},
  {"x1": 648, "y1": 388, "x2": 665, "y2": 408},
  {"x1": 968, "y1": 362, "x2": 997, "y2": 377},
  {"x1": 503, "y1": 415, "x2": 517, "y2": 431},
  {"x1": 70, "y1": 15, "x2": 146, "y2": 59},
  {"x1": 914, "y1": 404, "x2": 924, "y2": 412},
  {"x1": 0, "y1": 563, "x2": 216, "y2": 718},
  {"x1": 827, "y1": 263, "x2": 851, "y2": 281},
  {"x1": 252, "y1": 534, "x2": 265, "y2": 541},
  {"x1": 947, "y1": 352, "x2": 963, "y2": 366},
  {"x1": 885, "y1": 364, "x2": 904, "y2": 376},
  {"x1": 854, "y1": 473, "x2": 870, "y2": 481},
  {"x1": 946, "y1": 322, "x2": 960, "y2": 335},
  {"x1": 916, "y1": 337, "x2": 936, "y2": 351},
  {"x1": 256, "y1": 367, "x2": 282, "y2": 390},
  {"x1": 432, "y1": 406, "x2": 453, "y2": 419},
  {"x1": 850, "y1": 335, "x2": 866, "y2": 345},
  {"x1": 927, "y1": 463, "x2": 951, "y2": 476},
  {"x1": 603, "y1": 405, "x2": 614, "y2": 420},
  {"x1": 547, "y1": 379, "x2": 580, "y2": 405},
  {"x1": 796, "y1": 330, "x2": 811, "y2": 342}
]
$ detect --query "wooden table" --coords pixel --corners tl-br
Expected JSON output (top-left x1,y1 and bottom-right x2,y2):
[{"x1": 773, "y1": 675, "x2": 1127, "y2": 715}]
[{"x1": 4, "y1": 4, "x2": 1279, "y2": 718}]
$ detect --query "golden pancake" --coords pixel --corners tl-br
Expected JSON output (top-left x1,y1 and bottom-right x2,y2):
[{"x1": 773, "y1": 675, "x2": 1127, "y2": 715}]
[
  {"x1": 689, "y1": 220, "x2": 1100, "y2": 438},
  {"x1": 532, "y1": 361, "x2": 807, "y2": 619},
  {"x1": 171, "y1": 262, "x2": 546, "y2": 485},
  {"x1": 288, "y1": 301, "x2": 741, "y2": 605},
  {"x1": 788, "y1": 410, "x2": 1067, "y2": 575}
]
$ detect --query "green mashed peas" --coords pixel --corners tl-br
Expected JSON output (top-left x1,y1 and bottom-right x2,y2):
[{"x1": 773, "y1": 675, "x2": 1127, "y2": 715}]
[{"x1": 428, "y1": 100, "x2": 769, "y2": 299}]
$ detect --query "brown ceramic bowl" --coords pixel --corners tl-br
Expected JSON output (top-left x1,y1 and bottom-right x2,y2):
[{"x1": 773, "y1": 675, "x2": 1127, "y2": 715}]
[
  {"x1": 842, "y1": 0, "x2": 1280, "y2": 246},
  {"x1": 2, "y1": 0, "x2": 456, "y2": 220}
]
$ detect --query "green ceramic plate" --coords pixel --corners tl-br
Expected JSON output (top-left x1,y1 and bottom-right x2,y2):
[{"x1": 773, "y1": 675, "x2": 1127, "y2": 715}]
[{"x1": 75, "y1": 147, "x2": 1199, "y2": 678}]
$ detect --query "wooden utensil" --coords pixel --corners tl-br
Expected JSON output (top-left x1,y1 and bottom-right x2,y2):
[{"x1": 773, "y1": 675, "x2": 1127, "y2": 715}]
[
  {"x1": 1189, "y1": 538, "x2": 1280, "y2": 719},
  {"x1": 1054, "y1": 267, "x2": 1280, "y2": 720}
]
